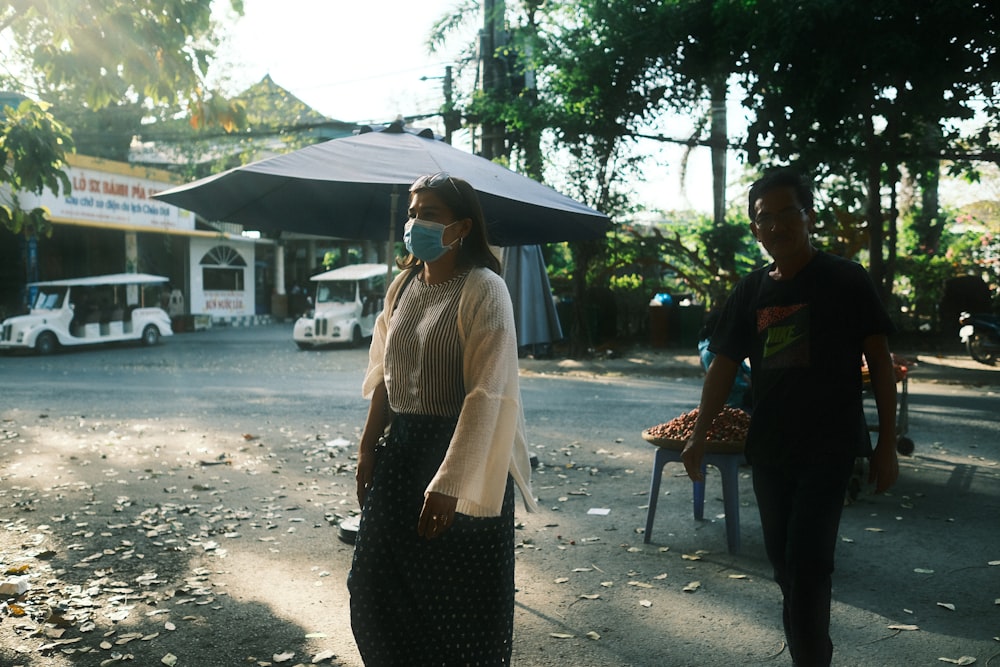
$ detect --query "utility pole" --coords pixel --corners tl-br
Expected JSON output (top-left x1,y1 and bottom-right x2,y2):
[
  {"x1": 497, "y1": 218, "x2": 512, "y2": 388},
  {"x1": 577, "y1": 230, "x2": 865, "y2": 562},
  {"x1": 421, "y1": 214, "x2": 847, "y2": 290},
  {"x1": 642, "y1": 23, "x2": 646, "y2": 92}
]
[
  {"x1": 479, "y1": 0, "x2": 507, "y2": 160},
  {"x1": 422, "y1": 65, "x2": 459, "y2": 144}
]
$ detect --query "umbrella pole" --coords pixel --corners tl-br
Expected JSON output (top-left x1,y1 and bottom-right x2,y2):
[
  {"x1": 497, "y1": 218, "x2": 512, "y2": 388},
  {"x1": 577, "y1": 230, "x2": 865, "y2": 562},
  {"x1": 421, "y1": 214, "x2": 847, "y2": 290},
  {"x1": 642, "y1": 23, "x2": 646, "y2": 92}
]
[{"x1": 386, "y1": 186, "x2": 399, "y2": 285}]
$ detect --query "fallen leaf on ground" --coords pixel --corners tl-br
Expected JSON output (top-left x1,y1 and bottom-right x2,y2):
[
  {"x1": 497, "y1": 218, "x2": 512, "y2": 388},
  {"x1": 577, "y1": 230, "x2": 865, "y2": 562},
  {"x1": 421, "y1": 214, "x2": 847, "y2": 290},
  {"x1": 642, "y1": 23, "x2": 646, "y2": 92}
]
[
  {"x1": 888, "y1": 624, "x2": 919, "y2": 631},
  {"x1": 683, "y1": 581, "x2": 701, "y2": 592},
  {"x1": 937, "y1": 602, "x2": 956, "y2": 611},
  {"x1": 937, "y1": 657, "x2": 976, "y2": 665},
  {"x1": 639, "y1": 599, "x2": 652, "y2": 607},
  {"x1": 550, "y1": 633, "x2": 574, "y2": 639},
  {"x1": 578, "y1": 594, "x2": 600, "y2": 600},
  {"x1": 312, "y1": 649, "x2": 337, "y2": 663},
  {"x1": 586, "y1": 631, "x2": 601, "y2": 640}
]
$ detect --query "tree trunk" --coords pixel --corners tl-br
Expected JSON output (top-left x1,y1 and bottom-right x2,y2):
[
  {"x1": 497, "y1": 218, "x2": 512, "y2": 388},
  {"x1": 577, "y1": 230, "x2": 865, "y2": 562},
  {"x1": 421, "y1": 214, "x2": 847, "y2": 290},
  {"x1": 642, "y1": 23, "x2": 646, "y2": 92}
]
[
  {"x1": 865, "y1": 162, "x2": 888, "y2": 303},
  {"x1": 710, "y1": 78, "x2": 727, "y2": 228}
]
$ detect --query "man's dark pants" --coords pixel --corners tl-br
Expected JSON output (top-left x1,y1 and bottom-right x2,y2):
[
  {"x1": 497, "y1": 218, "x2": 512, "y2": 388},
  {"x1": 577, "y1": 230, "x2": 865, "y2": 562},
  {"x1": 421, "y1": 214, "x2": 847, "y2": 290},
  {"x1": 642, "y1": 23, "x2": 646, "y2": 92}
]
[{"x1": 752, "y1": 455, "x2": 855, "y2": 666}]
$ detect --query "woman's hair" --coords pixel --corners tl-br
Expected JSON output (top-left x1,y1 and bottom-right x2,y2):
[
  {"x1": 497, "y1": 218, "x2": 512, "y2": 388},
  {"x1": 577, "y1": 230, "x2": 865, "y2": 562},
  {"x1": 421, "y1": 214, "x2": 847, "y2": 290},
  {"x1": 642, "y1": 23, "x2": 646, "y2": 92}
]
[{"x1": 398, "y1": 173, "x2": 501, "y2": 274}]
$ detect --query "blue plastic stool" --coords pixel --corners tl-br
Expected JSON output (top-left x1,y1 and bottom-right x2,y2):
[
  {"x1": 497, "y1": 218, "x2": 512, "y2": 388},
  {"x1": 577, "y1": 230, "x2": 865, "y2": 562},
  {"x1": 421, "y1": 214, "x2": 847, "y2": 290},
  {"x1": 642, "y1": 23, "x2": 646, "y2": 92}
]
[{"x1": 642, "y1": 436, "x2": 745, "y2": 554}]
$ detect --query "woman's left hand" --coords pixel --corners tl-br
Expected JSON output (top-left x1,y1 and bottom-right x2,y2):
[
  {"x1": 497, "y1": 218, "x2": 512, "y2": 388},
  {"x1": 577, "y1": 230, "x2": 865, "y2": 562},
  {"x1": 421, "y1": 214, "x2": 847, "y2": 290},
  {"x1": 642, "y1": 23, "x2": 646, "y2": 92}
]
[{"x1": 418, "y1": 492, "x2": 458, "y2": 539}]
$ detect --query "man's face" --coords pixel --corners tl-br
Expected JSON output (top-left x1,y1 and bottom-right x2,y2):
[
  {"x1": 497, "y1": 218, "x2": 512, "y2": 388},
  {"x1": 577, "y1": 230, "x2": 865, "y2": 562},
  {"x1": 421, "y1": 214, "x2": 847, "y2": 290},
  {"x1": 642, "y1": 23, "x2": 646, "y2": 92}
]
[{"x1": 749, "y1": 186, "x2": 814, "y2": 262}]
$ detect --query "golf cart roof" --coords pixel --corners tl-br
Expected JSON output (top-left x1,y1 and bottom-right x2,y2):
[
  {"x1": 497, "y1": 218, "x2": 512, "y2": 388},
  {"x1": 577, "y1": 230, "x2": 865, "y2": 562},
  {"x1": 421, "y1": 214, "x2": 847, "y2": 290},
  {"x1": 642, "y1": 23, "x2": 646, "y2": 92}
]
[
  {"x1": 29, "y1": 273, "x2": 170, "y2": 288},
  {"x1": 309, "y1": 263, "x2": 389, "y2": 282}
]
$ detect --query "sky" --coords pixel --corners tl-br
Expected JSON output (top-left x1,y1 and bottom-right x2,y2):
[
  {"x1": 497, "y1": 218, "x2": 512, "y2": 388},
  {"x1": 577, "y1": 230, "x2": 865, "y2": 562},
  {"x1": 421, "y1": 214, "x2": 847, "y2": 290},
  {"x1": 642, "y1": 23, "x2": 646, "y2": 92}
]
[
  {"x1": 212, "y1": 0, "x2": 472, "y2": 130},
  {"x1": 209, "y1": 0, "x2": 725, "y2": 215}
]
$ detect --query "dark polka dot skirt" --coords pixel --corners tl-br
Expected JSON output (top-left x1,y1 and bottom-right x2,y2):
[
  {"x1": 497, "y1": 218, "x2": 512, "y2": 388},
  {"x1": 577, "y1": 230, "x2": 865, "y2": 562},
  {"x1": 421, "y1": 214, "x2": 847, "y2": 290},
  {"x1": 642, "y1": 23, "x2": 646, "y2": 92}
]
[{"x1": 348, "y1": 414, "x2": 516, "y2": 666}]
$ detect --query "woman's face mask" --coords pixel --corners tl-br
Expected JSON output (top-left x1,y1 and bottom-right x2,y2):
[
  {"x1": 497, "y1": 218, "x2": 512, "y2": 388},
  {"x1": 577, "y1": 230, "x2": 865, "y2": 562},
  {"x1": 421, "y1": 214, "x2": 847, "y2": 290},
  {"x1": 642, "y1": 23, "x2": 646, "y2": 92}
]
[{"x1": 403, "y1": 218, "x2": 460, "y2": 262}]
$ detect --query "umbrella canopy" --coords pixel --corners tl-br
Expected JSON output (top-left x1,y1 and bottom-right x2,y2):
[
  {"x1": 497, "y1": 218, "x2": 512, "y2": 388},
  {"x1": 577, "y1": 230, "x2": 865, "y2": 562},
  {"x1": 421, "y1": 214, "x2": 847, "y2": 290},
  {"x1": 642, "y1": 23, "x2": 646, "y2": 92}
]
[{"x1": 152, "y1": 123, "x2": 611, "y2": 246}]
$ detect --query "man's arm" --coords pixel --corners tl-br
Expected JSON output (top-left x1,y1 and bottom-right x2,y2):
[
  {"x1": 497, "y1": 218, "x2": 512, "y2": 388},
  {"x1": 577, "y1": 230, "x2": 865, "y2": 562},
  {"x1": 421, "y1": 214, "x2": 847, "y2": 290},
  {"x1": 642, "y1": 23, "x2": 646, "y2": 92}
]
[
  {"x1": 682, "y1": 355, "x2": 739, "y2": 482},
  {"x1": 863, "y1": 334, "x2": 899, "y2": 493}
]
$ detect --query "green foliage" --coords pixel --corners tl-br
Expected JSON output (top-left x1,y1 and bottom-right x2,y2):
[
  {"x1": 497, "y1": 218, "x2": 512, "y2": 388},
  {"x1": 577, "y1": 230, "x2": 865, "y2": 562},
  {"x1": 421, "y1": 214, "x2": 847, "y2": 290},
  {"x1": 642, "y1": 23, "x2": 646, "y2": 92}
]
[
  {"x1": 0, "y1": 0, "x2": 246, "y2": 235},
  {"x1": 894, "y1": 206, "x2": 1000, "y2": 328},
  {"x1": 0, "y1": 100, "x2": 74, "y2": 237},
  {"x1": 557, "y1": 213, "x2": 762, "y2": 308},
  {"x1": 5, "y1": 0, "x2": 242, "y2": 111}
]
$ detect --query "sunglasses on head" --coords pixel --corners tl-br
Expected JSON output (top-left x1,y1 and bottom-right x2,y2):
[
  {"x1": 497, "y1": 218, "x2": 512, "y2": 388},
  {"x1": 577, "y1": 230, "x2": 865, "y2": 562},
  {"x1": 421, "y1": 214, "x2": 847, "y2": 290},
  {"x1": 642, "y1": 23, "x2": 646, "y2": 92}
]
[{"x1": 413, "y1": 172, "x2": 462, "y2": 198}]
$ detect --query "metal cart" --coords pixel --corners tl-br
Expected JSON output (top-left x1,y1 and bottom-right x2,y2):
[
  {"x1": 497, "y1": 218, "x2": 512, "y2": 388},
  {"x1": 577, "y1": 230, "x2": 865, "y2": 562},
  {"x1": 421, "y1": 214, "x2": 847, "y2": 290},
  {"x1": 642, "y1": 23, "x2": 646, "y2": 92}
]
[
  {"x1": 849, "y1": 355, "x2": 913, "y2": 502},
  {"x1": 862, "y1": 354, "x2": 913, "y2": 455}
]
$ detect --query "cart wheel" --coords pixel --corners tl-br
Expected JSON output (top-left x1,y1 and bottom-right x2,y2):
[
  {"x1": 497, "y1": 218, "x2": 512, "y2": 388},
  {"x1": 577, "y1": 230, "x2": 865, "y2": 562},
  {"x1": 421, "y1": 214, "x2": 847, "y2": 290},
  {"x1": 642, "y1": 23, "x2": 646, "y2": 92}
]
[{"x1": 896, "y1": 436, "x2": 914, "y2": 456}]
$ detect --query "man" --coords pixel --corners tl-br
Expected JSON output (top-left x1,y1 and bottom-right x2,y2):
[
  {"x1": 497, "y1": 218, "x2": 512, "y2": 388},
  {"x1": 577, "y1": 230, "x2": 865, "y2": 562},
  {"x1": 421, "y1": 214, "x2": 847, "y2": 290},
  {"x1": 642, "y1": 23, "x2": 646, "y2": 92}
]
[{"x1": 682, "y1": 168, "x2": 899, "y2": 666}]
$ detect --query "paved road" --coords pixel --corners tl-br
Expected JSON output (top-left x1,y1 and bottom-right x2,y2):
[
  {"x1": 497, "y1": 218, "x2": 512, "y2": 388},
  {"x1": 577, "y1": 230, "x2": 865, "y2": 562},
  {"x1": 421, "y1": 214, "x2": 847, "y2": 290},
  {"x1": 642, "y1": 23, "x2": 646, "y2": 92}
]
[{"x1": 1, "y1": 324, "x2": 998, "y2": 667}]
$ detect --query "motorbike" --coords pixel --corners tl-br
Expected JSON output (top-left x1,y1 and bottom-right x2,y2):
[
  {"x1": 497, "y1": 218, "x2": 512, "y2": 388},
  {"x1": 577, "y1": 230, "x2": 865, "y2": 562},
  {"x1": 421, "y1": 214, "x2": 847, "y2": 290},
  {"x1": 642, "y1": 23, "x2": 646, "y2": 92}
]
[{"x1": 958, "y1": 311, "x2": 1000, "y2": 366}]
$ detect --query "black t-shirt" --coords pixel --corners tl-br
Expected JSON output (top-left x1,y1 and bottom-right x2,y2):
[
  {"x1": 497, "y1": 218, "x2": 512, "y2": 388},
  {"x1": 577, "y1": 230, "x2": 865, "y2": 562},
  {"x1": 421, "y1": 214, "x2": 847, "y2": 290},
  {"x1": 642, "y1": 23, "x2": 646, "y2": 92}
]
[{"x1": 710, "y1": 251, "x2": 895, "y2": 464}]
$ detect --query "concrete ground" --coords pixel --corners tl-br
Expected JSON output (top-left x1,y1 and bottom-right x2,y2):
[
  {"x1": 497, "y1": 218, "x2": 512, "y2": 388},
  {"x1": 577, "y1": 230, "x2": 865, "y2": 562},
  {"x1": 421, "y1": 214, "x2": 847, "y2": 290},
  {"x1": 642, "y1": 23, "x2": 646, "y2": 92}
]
[{"x1": 1, "y1": 330, "x2": 998, "y2": 667}]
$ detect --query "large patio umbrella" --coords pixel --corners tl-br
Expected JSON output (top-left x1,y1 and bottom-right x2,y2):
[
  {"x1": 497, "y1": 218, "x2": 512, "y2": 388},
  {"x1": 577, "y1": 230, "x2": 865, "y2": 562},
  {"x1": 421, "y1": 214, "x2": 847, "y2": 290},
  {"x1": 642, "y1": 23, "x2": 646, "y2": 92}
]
[{"x1": 152, "y1": 122, "x2": 611, "y2": 246}]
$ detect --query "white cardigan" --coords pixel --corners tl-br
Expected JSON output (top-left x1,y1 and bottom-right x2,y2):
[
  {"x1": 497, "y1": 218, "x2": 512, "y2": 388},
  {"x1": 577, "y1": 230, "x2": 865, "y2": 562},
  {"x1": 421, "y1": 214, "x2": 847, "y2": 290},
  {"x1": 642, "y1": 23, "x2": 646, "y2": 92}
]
[{"x1": 363, "y1": 267, "x2": 538, "y2": 517}]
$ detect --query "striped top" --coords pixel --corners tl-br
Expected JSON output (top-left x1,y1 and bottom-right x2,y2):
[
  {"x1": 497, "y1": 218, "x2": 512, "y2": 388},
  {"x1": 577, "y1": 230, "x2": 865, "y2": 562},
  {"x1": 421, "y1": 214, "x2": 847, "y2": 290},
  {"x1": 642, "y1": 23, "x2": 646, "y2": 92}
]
[
  {"x1": 385, "y1": 270, "x2": 470, "y2": 417},
  {"x1": 363, "y1": 267, "x2": 537, "y2": 516}
]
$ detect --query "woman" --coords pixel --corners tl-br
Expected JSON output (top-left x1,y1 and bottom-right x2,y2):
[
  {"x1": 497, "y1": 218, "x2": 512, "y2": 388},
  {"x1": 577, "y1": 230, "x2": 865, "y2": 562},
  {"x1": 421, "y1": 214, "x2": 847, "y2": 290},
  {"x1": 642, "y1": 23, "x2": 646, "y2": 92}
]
[{"x1": 348, "y1": 172, "x2": 537, "y2": 666}]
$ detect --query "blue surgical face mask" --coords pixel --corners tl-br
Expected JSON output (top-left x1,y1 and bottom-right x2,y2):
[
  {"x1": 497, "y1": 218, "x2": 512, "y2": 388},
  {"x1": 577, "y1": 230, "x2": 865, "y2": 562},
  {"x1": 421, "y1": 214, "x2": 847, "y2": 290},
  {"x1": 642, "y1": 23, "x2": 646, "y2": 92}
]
[{"x1": 403, "y1": 218, "x2": 460, "y2": 262}]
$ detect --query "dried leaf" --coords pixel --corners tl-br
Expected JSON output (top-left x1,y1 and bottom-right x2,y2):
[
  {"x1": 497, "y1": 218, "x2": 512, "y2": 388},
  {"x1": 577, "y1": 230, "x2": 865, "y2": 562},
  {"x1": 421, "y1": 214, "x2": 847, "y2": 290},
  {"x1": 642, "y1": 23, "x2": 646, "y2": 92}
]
[
  {"x1": 639, "y1": 599, "x2": 652, "y2": 607},
  {"x1": 164, "y1": 622, "x2": 176, "y2": 631},
  {"x1": 865, "y1": 527, "x2": 885, "y2": 532},
  {"x1": 628, "y1": 581, "x2": 653, "y2": 589},
  {"x1": 549, "y1": 633, "x2": 574, "y2": 639},
  {"x1": 600, "y1": 581, "x2": 614, "y2": 588},
  {"x1": 578, "y1": 594, "x2": 600, "y2": 600},
  {"x1": 554, "y1": 577, "x2": 569, "y2": 584},
  {"x1": 888, "y1": 624, "x2": 919, "y2": 631},
  {"x1": 681, "y1": 554, "x2": 701, "y2": 561},
  {"x1": 653, "y1": 573, "x2": 668, "y2": 580},
  {"x1": 938, "y1": 658, "x2": 976, "y2": 665},
  {"x1": 683, "y1": 581, "x2": 701, "y2": 593},
  {"x1": 728, "y1": 574, "x2": 748, "y2": 579},
  {"x1": 273, "y1": 651, "x2": 295, "y2": 662},
  {"x1": 586, "y1": 631, "x2": 601, "y2": 640},
  {"x1": 312, "y1": 649, "x2": 337, "y2": 663},
  {"x1": 914, "y1": 568, "x2": 934, "y2": 574},
  {"x1": 988, "y1": 560, "x2": 1000, "y2": 566},
  {"x1": 161, "y1": 655, "x2": 178, "y2": 667},
  {"x1": 937, "y1": 602, "x2": 956, "y2": 611}
]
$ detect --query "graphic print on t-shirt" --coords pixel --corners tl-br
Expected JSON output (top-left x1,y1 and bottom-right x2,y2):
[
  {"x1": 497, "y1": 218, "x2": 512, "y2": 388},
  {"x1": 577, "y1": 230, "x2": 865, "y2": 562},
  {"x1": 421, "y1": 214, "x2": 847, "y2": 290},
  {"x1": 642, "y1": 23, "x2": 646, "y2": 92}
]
[{"x1": 757, "y1": 303, "x2": 809, "y2": 369}]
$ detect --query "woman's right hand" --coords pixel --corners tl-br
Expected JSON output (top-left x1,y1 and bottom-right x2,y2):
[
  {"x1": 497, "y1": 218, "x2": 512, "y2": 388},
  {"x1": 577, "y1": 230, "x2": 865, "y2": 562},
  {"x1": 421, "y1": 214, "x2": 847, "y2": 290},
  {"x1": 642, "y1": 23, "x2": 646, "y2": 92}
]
[{"x1": 356, "y1": 452, "x2": 376, "y2": 507}]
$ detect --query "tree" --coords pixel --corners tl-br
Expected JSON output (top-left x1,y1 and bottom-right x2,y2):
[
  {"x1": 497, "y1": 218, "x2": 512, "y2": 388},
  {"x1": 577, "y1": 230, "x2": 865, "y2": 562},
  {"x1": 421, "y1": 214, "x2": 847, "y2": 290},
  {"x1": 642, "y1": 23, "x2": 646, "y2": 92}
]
[
  {"x1": 739, "y1": 0, "x2": 1000, "y2": 300},
  {"x1": 0, "y1": 101, "x2": 74, "y2": 238},
  {"x1": 0, "y1": 0, "x2": 246, "y2": 233}
]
